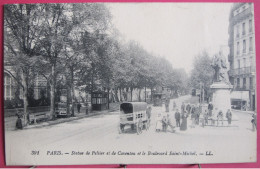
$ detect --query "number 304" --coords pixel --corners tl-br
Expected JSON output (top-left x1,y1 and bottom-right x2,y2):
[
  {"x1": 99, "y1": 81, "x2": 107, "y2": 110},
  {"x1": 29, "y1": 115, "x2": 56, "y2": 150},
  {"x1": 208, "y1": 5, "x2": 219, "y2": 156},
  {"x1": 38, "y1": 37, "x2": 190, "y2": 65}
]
[{"x1": 31, "y1": 151, "x2": 39, "y2": 155}]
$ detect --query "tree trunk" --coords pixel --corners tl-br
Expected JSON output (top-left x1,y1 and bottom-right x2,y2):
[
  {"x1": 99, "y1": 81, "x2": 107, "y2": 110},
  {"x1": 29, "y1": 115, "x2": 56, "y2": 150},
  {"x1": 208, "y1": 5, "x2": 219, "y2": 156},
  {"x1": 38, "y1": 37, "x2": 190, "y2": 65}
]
[
  {"x1": 130, "y1": 87, "x2": 133, "y2": 102},
  {"x1": 151, "y1": 88, "x2": 153, "y2": 101},
  {"x1": 126, "y1": 88, "x2": 129, "y2": 101},
  {"x1": 115, "y1": 88, "x2": 119, "y2": 102},
  {"x1": 66, "y1": 83, "x2": 70, "y2": 114},
  {"x1": 138, "y1": 88, "x2": 141, "y2": 102},
  {"x1": 145, "y1": 85, "x2": 147, "y2": 102},
  {"x1": 21, "y1": 70, "x2": 28, "y2": 125},
  {"x1": 50, "y1": 63, "x2": 56, "y2": 119},
  {"x1": 70, "y1": 67, "x2": 75, "y2": 116},
  {"x1": 119, "y1": 88, "x2": 122, "y2": 102},
  {"x1": 107, "y1": 88, "x2": 110, "y2": 109}
]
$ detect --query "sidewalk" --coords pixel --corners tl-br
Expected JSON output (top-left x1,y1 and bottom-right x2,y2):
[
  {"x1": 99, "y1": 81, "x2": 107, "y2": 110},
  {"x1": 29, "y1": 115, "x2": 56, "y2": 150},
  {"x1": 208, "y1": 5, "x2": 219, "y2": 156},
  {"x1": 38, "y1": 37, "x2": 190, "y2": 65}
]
[{"x1": 5, "y1": 102, "x2": 120, "y2": 131}]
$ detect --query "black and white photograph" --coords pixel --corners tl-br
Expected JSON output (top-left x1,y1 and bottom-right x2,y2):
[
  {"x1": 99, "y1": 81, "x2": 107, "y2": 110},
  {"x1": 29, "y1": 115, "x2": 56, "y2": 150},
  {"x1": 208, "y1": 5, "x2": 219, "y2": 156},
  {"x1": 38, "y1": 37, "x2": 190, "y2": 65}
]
[{"x1": 3, "y1": 2, "x2": 257, "y2": 165}]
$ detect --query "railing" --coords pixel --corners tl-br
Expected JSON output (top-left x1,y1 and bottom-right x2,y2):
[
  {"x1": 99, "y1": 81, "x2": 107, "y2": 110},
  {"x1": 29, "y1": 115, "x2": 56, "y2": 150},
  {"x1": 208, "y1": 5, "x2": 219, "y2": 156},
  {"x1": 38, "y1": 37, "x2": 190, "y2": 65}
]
[{"x1": 229, "y1": 66, "x2": 255, "y2": 76}]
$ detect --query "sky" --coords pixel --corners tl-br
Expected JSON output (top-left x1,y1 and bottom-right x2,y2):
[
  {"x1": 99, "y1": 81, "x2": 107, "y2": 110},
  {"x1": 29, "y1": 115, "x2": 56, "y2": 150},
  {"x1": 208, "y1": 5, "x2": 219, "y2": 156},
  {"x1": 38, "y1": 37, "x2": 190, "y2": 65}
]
[{"x1": 108, "y1": 3, "x2": 233, "y2": 74}]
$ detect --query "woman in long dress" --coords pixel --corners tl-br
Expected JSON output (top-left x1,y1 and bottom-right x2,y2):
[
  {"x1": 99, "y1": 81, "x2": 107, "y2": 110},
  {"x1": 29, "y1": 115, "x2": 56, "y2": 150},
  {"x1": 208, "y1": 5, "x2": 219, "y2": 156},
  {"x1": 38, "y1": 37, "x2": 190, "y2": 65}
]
[
  {"x1": 155, "y1": 113, "x2": 163, "y2": 132},
  {"x1": 180, "y1": 111, "x2": 188, "y2": 131}
]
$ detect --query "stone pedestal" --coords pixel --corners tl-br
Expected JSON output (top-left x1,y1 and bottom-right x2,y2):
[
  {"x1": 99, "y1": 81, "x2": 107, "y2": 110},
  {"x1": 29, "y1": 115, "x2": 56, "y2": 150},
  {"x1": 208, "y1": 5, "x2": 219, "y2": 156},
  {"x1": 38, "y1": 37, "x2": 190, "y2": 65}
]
[{"x1": 210, "y1": 82, "x2": 233, "y2": 118}]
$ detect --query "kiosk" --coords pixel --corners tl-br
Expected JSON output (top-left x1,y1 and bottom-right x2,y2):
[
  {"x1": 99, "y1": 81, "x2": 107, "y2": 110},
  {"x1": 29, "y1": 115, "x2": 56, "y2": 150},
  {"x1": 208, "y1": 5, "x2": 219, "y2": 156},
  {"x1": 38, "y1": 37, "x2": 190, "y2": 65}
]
[{"x1": 91, "y1": 91, "x2": 108, "y2": 111}]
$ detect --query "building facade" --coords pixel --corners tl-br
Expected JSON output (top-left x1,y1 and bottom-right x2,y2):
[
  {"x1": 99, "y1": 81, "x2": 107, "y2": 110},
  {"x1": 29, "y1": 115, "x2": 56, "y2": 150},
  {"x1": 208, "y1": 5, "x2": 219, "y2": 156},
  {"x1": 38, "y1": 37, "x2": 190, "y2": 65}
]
[
  {"x1": 228, "y1": 3, "x2": 256, "y2": 111},
  {"x1": 4, "y1": 66, "x2": 48, "y2": 102}
]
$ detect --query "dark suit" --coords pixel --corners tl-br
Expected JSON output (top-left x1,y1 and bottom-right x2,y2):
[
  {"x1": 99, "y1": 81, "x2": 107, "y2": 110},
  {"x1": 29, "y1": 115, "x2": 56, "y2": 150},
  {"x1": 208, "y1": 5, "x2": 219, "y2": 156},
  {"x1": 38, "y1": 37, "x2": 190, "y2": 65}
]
[{"x1": 175, "y1": 111, "x2": 181, "y2": 127}]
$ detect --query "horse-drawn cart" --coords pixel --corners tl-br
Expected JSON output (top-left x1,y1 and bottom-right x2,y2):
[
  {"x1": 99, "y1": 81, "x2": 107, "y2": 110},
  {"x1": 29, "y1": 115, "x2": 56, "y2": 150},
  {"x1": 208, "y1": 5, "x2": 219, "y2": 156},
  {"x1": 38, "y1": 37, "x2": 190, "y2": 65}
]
[{"x1": 119, "y1": 102, "x2": 150, "y2": 134}]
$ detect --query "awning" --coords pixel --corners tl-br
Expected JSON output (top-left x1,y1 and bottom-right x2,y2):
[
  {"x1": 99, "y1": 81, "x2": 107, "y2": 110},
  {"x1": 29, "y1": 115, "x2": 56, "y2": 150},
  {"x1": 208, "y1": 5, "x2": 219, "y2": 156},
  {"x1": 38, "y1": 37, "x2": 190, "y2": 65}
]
[{"x1": 231, "y1": 91, "x2": 249, "y2": 102}]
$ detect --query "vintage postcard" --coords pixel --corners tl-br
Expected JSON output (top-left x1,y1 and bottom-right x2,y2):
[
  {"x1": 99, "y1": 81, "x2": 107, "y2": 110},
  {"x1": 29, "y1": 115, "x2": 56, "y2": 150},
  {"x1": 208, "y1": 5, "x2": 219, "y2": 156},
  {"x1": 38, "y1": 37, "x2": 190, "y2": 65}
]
[{"x1": 3, "y1": 2, "x2": 257, "y2": 165}]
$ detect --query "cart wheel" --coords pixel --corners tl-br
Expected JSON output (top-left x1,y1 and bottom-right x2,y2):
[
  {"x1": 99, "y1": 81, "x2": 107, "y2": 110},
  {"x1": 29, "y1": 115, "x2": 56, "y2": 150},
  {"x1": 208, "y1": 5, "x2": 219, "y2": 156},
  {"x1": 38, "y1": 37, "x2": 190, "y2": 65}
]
[
  {"x1": 131, "y1": 124, "x2": 135, "y2": 130},
  {"x1": 136, "y1": 120, "x2": 143, "y2": 135},
  {"x1": 144, "y1": 122, "x2": 149, "y2": 131},
  {"x1": 118, "y1": 124, "x2": 124, "y2": 134},
  {"x1": 146, "y1": 120, "x2": 150, "y2": 130}
]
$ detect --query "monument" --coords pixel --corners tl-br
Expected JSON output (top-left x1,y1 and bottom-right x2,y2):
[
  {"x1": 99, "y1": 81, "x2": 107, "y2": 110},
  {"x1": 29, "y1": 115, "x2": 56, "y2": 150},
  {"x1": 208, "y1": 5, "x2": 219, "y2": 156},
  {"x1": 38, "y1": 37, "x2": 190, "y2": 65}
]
[{"x1": 210, "y1": 50, "x2": 233, "y2": 118}]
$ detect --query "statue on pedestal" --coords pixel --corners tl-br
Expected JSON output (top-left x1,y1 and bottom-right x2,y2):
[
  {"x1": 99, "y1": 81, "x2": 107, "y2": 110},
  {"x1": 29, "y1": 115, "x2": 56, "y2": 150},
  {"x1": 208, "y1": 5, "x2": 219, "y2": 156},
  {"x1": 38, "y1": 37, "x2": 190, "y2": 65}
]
[
  {"x1": 211, "y1": 51, "x2": 230, "y2": 84},
  {"x1": 210, "y1": 50, "x2": 234, "y2": 124}
]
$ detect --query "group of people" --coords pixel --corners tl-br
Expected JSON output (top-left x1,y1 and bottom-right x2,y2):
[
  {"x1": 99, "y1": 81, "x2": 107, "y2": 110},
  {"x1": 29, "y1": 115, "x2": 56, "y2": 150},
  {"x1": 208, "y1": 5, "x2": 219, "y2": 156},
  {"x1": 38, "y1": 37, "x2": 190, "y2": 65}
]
[
  {"x1": 174, "y1": 108, "x2": 188, "y2": 131},
  {"x1": 158, "y1": 101, "x2": 235, "y2": 132},
  {"x1": 156, "y1": 113, "x2": 175, "y2": 133},
  {"x1": 155, "y1": 101, "x2": 189, "y2": 133},
  {"x1": 177, "y1": 102, "x2": 203, "y2": 128},
  {"x1": 179, "y1": 102, "x2": 233, "y2": 127}
]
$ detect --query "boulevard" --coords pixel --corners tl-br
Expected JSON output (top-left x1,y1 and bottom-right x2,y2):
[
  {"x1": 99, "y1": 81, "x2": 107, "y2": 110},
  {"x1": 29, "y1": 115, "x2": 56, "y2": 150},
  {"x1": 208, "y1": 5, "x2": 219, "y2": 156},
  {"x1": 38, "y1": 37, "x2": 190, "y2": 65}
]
[{"x1": 5, "y1": 95, "x2": 256, "y2": 165}]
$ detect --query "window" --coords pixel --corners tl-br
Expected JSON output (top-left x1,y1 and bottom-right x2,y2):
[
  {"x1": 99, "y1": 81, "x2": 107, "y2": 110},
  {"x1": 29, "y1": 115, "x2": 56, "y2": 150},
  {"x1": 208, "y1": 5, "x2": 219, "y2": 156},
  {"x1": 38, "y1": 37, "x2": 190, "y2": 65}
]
[
  {"x1": 237, "y1": 59, "x2": 240, "y2": 69},
  {"x1": 97, "y1": 98, "x2": 101, "y2": 104},
  {"x1": 237, "y1": 42, "x2": 240, "y2": 55},
  {"x1": 243, "y1": 58, "x2": 246, "y2": 67},
  {"x1": 242, "y1": 22, "x2": 245, "y2": 35},
  {"x1": 243, "y1": 40, "x2": 246, "y2": 53},
  {"x1": 249, "y1": 20, "x2": 252, "y2": 32},
  {"x1": 243, "y1": 78, "x2": 246, "y2": 89},
  {"x1": 237, "y1": 78, "x2": 240, "y2": 88},
  {"x1": 250, "y1": 56, "x2": 254, "y2": 67},
  {"x1": 92, "y1": 98, "x2": 96, "y2": 104},
  {"x1": 4, "y1": 74, "x2": 13, "y2": 100},
  {"x1": 250, "y1": 77, "x2": 253, "y2": 89},
  {"x1": 236, "y1": 25, "x2": 240, "y2": 38},
  {"x1": 249, "y1": 37, "x2": 253, "y2": 51}
]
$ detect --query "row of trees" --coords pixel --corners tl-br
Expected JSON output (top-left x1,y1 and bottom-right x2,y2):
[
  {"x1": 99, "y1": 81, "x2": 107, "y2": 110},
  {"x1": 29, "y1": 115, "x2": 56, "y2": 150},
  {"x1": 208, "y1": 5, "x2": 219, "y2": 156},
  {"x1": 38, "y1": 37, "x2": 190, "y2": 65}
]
[
  {"x1": 188, "y1": 51, "x2": 215, "y2": 101},
  {"x1": 4, "y1": 3, "x2": 188, "y2": 123}
]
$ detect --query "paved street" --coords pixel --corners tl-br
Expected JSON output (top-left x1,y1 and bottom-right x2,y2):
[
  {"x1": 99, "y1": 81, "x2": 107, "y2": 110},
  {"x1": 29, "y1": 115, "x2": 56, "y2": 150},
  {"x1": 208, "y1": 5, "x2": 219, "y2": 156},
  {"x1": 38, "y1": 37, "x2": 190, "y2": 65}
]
[{"x1": 5, "y1": 95, "x2": 256, "y2": 165}]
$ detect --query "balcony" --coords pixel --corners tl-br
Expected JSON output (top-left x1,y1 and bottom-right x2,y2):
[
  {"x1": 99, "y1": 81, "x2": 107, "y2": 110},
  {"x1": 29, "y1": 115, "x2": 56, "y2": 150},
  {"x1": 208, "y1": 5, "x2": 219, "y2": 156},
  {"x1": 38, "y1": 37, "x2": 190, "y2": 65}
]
[{"x1": 229, "y1": 66, "x2": 255, "y2": 76}]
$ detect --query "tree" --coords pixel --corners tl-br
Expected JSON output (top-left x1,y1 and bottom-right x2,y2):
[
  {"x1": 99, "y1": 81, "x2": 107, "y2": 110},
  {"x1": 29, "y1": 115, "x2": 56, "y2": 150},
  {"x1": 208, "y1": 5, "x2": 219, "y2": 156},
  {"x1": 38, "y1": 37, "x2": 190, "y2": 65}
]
[
  {"x1": 189, "y1": 51, "x2": 214, "y2": 98},
  {"x1": 39, "y1": 3, "x2": 111, "y2": 118},
  {"x1": 4, "y1": 4, "x2": 46, "y2": 124}
]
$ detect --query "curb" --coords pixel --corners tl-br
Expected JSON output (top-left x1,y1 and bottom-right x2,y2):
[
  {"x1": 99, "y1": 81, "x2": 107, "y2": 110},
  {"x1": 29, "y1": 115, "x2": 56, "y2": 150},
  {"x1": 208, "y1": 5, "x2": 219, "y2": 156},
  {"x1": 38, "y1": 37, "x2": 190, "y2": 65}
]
[{"x1": 22, "y1": 108, "x2": 118, "y2": 130}]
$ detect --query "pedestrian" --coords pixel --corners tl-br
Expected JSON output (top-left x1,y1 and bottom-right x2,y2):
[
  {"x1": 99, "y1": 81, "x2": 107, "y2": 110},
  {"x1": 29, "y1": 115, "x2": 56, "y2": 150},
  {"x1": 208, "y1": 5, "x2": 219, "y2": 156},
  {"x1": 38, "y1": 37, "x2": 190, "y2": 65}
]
[
  {"x1": 155, "y1": 113, "x2": 163, "y2": 132},
  {"x1": 175, "y1": 109, "x2": 181, "y2": 127},
  {"x1": 165, "y1": 98, "x2": 170, "y2": 112},
  {"x1": 191, "y1": 111, "x2": 196, "y2": 128},
  {"x1": 181, "y1": 102, "x2": 185, "y2": 114},
  {"x1": 172, "y1": 101, "x2": 177, "y2": 111},
  {"x1": 77, "y1": 102, "x2": 81, "y2": 113},
  {"x1": 226, "y1": 109, "x2": 232, "y2": 125},
  {"x1": 15, "y1": 113, "x2": 23, "y2": 130},
  {"x1": 162, "y1": 115, "x2": 168, "y2": 132},
  {"x1": 208, "y1": 102, "x2": 213, "y2": 117},
  {"x1": 186, "y1": 103, "x2": 191, "y2": 115},
  {"x1": 217, "y1": 110, "x2": 224, "y2": 126},
  {"x1": 202, "y1": 109, "x2": 209, "y2": 127},
  {"x1": 195, "y1": 106, "x2": 200, "y2": 125},
  {"x1": 180, "y1": 111, "x2": 188, "y2": 131},
  {"x1": 251, "y1": 113, "x2": 257, "y2": 131},
  {"x1": 190, "y1": 105, "x2": 195, "y2": 120},
  {"x1": 85, "y1": 102, "x2": 89, "y2": 115},
  {"x1": 146, "y1": 106, "x2": 152, "y2": 124},
  {"x1": 166, "y1": 114, "x2": 175, "y2": 133}
]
